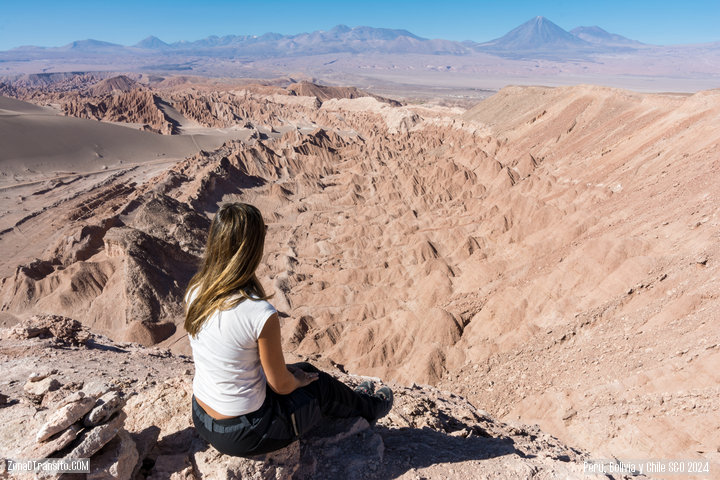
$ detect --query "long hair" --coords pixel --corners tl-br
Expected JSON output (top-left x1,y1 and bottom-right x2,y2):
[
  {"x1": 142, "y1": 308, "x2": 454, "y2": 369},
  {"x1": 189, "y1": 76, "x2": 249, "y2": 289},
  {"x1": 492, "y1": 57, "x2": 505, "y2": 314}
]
[{"x1": 185, "y1": 202, "x2": 272, "y2": 337}]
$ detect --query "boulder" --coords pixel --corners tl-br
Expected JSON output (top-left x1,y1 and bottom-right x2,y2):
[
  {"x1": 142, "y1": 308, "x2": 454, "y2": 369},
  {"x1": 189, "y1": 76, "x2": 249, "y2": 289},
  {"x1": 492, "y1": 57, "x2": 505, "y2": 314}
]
[
  {"x1": 28, "y1": 371, "x2": 50, "y2": 382},
  {"x1": 23, "y1": 424, "x2": 80, "y2": 458},
  {"x1": 87, "y1": 429, "x2": 138, "y2": 480},
  {"x1": 66, "y1": 410, "x2": 126, "y2": 459},
  {"x1": 83, "y1": 381, "x2": 113, "y2": 399},
  {"x1": 36, "y1": 395, "x2": 95, "y2": 442},
  {"x1": 192, "y1": 442, "x2": 300, "y2": 480},
  {"x1": 84, "y1": 391, "x2": 125, "y2": 427},
  {"x1": 41, "y1": 387, "x2": 82, "y2": 408},
  {"x1": 24, "y1": 376, "x2": 61, "y2": 403},
  {"x1": 55, "y1": 390, "x2": 87, "y2": 408}
]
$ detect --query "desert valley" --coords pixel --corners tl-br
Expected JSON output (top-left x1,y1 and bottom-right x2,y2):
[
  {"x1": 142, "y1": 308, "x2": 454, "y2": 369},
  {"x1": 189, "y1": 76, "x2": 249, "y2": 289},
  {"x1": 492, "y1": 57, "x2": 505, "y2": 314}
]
[{"x1": 0, "y1": 14, "x2": 719, "y2": 480}]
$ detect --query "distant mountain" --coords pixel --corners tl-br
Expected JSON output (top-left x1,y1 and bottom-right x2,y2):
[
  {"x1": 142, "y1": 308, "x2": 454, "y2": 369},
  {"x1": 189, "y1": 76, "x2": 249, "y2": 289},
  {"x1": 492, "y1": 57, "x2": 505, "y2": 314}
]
[
  {"x1": 327, "y1": 25, "x2": 422, "y2": 41},
  {"x1": 1, "y1": 25, "x2": 474, "y2": 61},
  {"x1": 477, "y1": 16, "x2": 591, "y2": 51},
  {"x1": 59, "y1": 39, "x2": 125, "y2": 52},
  {"x1": 160, "y1": 25, "x2": 462, "y2": 55},
  {"x1": 135, "y1": 36, "x2": 170, "y2": 50},
  {"x1": 570, "y1": 26, "x2": 643, "y2": 46}
]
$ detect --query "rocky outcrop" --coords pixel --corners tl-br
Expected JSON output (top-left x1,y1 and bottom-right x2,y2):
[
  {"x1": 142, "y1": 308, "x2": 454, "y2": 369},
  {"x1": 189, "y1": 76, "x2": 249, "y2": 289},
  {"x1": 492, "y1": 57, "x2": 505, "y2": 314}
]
[
  {"x1": 287, "y1": 81, "x2": 401, "y2": 106},
  {"x1": 0, "y1": 196, "x2": 201, "y2": 345},
  {"x1": 62, "y1": 89, "x2": 178, "y2": 135},
  {"x1": 165, "y1": 87, "x2": 406, "y2": 135},
  {"x1": 36, "y1": 393, "x2": 95, "y2": 441},
  {"x1": 88, "y1": 75, "x2": 139, "y2": 96},
  {"x1": 6, "y1": 315, "x2": 92, "y2": 346},
  {"x1": 0, "y1": 320, "x2": 600, "y2": 479},
  {"x1": 0, "y1": 72, "x2": 118, "y2": 96},
  {"x1": 0, "y1": 74, "x2": 177, "y2": 134},
  {"x1": 14, "y1": 380, "x2": 134, "y2": 479},
  {"x1": 23, "y1": 375, "x2": 61, "y2": 404}
]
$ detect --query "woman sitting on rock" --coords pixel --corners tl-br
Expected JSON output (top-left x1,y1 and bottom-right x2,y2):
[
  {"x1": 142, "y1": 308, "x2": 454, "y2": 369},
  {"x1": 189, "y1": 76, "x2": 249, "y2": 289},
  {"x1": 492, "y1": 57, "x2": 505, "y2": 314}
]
[{"x1": 185, "y1": 202, "x2": 393, "y2": 457}]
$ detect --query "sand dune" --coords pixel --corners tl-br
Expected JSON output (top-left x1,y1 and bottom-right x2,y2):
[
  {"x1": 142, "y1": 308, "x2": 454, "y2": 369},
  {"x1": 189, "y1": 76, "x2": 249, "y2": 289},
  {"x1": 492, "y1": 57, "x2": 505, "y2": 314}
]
[{"x1": 0, "y1": 96, "x2": 226, "y2": 184}]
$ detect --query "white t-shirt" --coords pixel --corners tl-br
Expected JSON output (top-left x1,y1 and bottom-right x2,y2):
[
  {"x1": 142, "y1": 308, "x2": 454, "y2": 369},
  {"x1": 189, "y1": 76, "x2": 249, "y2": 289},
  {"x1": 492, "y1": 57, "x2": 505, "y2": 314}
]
[{"x1": 187, "y1": 288, "x2": 276, "y2": 416}]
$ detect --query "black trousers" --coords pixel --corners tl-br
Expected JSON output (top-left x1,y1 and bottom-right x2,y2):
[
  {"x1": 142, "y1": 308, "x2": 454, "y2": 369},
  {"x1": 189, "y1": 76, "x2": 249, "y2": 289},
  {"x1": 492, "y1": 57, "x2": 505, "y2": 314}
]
[{"x1": 191, "y1": 362, "x2": 383, "y2": 457}]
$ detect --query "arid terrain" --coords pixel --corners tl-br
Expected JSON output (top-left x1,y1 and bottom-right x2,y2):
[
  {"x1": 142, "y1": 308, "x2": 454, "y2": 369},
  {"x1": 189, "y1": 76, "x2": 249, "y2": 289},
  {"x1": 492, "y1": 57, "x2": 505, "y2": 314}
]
[{"x1": 0, "y1": 72, "x2": 718, "y2": 478}]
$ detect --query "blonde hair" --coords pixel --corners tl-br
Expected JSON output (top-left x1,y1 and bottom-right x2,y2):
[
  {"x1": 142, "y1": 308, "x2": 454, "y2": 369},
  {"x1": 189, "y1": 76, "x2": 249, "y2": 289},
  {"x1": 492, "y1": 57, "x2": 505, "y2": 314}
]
[{"x1": 185, "y1": 203, "x2": 271, "y2": 337}]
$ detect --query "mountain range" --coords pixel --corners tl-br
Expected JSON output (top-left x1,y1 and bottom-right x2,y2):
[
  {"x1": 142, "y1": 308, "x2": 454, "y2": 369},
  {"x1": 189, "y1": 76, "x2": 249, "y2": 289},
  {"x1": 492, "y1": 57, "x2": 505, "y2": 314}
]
[
  {"x1": 2, "y1": 16, "x2": 717, "y2": 91},
  {"x1": 5, "y1": 17, "x2": 649, "y2": 59}
]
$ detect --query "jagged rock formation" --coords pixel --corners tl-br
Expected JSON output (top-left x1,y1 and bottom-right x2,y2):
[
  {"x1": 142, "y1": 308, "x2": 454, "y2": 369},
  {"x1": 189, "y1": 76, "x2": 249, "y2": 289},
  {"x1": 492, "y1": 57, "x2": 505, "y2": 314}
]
[
  {"x1": 1, "y1": 80, "x2": 718, "y2": 469},
  {"x1": 1, "y1": 74, "x2": 399, "y2": 136},
  {"x1": 166, "y1": 84, "x2": 407, "y2": 133},
  {"x1": 0, "y1": 72, "x2": 120, "y2": 97},
  {"x1": 287, "y1": 81, "x2": 401, "y2": 105},
  {"x1": 0, "y1": 74, "x2": 178, "y2": 135},
  {"x1": 0, "y1": 320, "x2": 596, "y2": 479},
  {"x1": 60, "y1": 89, "x2": 178, "y2": 134},
  {"x1": 0, "y1": 193, "x2": 205, "y2": 345}
]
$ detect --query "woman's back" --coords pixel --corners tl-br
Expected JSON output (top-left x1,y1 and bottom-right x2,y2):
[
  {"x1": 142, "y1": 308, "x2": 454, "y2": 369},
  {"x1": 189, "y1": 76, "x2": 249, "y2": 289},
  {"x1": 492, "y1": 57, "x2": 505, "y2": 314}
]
[{"x1": 188, "y1": 287, "x2": 277, "y2": 417}]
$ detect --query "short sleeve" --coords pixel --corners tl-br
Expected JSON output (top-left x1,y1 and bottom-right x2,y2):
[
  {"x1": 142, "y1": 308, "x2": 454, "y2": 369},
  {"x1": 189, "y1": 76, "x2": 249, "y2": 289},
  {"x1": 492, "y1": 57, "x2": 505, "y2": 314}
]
[
  {"x1": 252, "y1": 300, "x2": 277, "y2": 339},
  {"x1": 185, "y1": 285, "x2": 199, "y2": 307}
]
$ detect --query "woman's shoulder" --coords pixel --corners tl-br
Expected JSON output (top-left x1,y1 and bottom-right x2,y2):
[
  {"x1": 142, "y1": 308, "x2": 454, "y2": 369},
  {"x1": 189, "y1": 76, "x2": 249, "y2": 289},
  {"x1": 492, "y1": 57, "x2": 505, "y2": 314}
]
[
  {"x1": 227, "y1": 296, "x2": 276, "y2": 339},
  {"x1": 234, "y1": 296, "x2": 276, "y2": 315}
]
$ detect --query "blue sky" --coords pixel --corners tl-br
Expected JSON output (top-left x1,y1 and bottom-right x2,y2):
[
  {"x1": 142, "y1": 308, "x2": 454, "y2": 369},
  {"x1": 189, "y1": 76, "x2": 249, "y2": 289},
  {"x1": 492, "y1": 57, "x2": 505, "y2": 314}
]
[{"x1": 0, "y1": 0, "x2": 718, "y2": 50}]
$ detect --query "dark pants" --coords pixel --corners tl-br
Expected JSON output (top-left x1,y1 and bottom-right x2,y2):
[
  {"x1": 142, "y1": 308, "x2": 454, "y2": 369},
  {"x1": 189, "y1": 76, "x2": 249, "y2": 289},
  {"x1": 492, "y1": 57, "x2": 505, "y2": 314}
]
[{"x1": 191, "y1": 362, "x2": 383, "y2": 457}]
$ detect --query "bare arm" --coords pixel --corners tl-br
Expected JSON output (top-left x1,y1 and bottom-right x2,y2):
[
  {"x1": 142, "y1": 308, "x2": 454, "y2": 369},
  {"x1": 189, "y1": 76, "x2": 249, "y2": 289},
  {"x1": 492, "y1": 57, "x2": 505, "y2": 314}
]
[{"x1": 258, "y1": 313, "x2": 317, "y2": 395}]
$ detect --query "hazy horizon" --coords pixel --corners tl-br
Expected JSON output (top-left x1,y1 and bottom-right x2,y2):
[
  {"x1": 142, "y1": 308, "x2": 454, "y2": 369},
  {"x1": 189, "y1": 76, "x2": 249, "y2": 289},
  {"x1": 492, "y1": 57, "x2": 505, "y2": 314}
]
[{"x1": 1, "y1": 0, "x2": 719, "y2": 50}]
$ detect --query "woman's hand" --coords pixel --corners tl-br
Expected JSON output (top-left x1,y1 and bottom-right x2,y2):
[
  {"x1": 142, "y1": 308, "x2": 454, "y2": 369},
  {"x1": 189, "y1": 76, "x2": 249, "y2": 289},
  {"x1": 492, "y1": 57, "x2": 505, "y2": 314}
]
[{"x1": 287, "y1": 365, "x2": 318, "y2": 388}]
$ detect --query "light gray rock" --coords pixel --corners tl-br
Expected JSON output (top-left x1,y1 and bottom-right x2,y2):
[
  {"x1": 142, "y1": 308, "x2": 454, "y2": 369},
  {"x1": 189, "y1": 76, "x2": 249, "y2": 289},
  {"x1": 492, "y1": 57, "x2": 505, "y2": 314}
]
[
  {"x1": 28, "y1": 372, "x2": 50, "y2": 382},
  {"x1": 55, "y1": 390, "x2": 87, "y2": 409},
  {"x1": 24, "y1": 424, "x2": 80, "y2": 458},
  {"x1": 193, "y1": 441, "x2": 300, "y2": 480},
  {"x1": 83, "y1": 382, "x2": 112, "y2": 399},
  {"x1": 40, "y1": 388, "x2": 89, "y2": 410},
  {"x1": 24, "y1": 376, "x2": 61, "y2": 403},
  {"x1": 36, "y1": 396, "x2": 95, "y2": 442},
  {"x1": 87, "y1": 429, "x2": 138, "y2": 480},
  {"x1": 84, "y1": 391, "x2": 126, "y2": 427},
  {"x1": 65, "y1": 410, "x2": 126, "y2": 459},
  {"x1": 41, "y1": 388, "x2": 77, "y2": 409}
]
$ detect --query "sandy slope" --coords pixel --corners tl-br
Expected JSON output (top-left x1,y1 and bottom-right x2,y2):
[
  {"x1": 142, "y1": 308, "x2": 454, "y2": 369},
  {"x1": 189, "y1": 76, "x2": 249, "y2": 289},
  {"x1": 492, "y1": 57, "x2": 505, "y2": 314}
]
[
  {"x1": 0, "y1": 80, "x2": 718, "y2": 471},
  {"x1": 0, "y1": 95, "x2": 250, "y2": 187}
]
